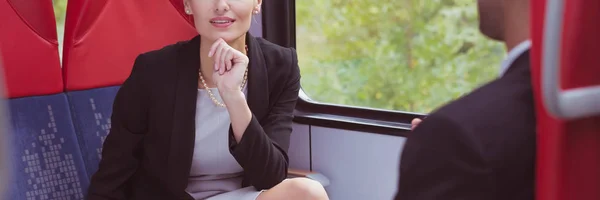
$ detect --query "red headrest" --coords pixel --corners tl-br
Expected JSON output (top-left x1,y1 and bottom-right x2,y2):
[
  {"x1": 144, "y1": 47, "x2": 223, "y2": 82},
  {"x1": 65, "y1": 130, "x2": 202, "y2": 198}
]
[
  {"x1": 62, "y1": 0, "x2": 197, "y2": 91},
  {"x1": 532, "y1": 0, "x2": 600, "y2": 199},
  {"x1": 560, "y1": 0, "x2": 600, "y2": 89},
  {"x1": 0, "y1": 0, "x2": 63, "y2": 98}
]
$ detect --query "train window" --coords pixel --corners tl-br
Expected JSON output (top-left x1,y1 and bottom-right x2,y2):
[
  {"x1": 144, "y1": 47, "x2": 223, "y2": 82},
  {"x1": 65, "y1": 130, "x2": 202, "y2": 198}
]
[
  {"x1": 53, "y1": 0, "x2": 67, "y2": 60},
  {"x1": 296, "y1": 0, "x2": 506, "y2": 113}
]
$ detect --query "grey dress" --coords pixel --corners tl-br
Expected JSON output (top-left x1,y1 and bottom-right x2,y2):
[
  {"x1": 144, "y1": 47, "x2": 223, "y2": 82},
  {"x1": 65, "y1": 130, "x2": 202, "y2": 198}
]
[{"x1": 185, "y1": 86, "x2": 263, "y2": 200}]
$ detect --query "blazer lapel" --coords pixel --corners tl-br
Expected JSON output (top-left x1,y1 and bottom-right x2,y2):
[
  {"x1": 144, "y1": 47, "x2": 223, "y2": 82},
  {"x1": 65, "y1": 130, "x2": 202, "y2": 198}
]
[
  {"x1": 246, "y1": 34, "x2": 270, "y2": 120},
  {"x1": 504, "y1": 49, "x2": 531, "y2": 76},
  {"x1": 167, "y1": 35, "x2": 200, "y2": 199}
]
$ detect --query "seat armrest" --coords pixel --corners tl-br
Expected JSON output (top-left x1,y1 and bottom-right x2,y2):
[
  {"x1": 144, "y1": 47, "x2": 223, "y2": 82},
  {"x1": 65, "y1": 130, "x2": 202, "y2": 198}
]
[{"x1": 287, "y1": 168, "x2": 330, "y2": 187}]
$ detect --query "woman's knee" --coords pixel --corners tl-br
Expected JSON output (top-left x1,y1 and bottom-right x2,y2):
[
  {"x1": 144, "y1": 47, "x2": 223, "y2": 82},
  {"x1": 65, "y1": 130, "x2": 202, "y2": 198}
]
[{"x1": 282, "y1": 178, "x2": 328, "y2": 200}]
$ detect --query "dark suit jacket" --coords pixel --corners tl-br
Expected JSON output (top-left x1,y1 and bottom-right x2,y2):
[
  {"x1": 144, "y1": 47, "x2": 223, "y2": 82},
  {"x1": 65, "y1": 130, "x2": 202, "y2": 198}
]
[
  {"x1": 395, "y1": 51, "x2": 536, "y2": 200},
  {"x1": 87, "y1": 34, "x2": 301, "y2": 200}
]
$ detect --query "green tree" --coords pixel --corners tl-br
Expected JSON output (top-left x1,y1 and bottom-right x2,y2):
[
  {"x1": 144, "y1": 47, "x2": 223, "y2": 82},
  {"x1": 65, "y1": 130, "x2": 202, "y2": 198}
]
[
  {"x1": 296, "y1": 0, "x2": 505, "y2": 113},
  {"x1": 52, "y1": 0, "x2": 68, "y2": 59},
  {"x1": 52, "y1": 0, "x2": 68, "y2": 25}
]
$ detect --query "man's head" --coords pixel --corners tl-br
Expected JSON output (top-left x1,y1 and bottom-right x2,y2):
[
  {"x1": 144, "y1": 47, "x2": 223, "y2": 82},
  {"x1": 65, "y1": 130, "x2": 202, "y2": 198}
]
[
  {"x1": 477, "y1": 0, "x2": 530, "y2": 49},
  {"x1": 477, "y1": 0, "x2": 506, "y2": 41}
]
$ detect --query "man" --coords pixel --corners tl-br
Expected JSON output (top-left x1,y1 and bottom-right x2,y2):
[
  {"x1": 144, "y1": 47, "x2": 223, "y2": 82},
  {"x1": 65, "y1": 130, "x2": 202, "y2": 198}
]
[{"x1": 395, "y1": 0, "x2": 535, "y2": 199}]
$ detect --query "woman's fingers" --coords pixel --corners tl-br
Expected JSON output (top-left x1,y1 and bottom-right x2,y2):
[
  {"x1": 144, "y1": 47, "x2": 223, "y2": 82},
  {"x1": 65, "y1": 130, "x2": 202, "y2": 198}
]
[
  {"x1": 208, "y1": 38, "x2": 245, "y2": 75},
  {"x1": 224, "y1": 50, "x2": 233, "y2": 72},
  {"x1": 208, "y1": 38, "x2": 224, "y2": 58},
  {"x1": 217, "y1": 45, "x2": 229, "y2": 74},
  {"x1": 219, "y1": 47, "x2": 228, "y2": 74},
  {"x1": 209, "y1": 39, "x2": 225, "y2": 72}
]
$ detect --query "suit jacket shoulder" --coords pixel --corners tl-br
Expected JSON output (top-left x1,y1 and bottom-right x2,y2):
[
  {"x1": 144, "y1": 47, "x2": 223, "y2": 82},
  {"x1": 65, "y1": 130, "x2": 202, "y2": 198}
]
[
  {"x1": 432, "y1": 52, "x2": 536, "y2": 157},
  {"x1": 407, "y1": 51, "x2": 536, "y2": 199}
]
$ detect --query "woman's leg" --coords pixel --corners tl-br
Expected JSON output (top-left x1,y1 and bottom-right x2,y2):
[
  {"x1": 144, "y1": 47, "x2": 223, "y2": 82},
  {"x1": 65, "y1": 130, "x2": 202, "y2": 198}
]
[{"x1": 257, "y1": 178, "x2": 329, "y2": 200}]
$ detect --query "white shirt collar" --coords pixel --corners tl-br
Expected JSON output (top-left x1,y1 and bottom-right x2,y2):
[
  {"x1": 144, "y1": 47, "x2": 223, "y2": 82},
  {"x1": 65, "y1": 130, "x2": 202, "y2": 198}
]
[{"x1": 500, "y1": 40, "x2": 531, "y2": 76}]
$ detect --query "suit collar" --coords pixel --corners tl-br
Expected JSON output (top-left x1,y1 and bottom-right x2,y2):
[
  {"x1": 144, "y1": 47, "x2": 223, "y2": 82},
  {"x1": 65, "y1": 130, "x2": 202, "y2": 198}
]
[
  {"x1": 500, "y1": 40, "x2": 531, "y2": 76},
  {"x1": 166, "y1": 33, "x2": 269, "y2": 197},
  {"x1": 502, "y1": 48, "x2": 531, "y2": 76}
]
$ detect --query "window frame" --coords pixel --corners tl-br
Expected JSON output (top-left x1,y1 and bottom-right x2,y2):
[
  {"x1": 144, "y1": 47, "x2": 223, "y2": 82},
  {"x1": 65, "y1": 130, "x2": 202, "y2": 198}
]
[{"x1": 262, "y1": 0, "x2": 425, "y2": 137}]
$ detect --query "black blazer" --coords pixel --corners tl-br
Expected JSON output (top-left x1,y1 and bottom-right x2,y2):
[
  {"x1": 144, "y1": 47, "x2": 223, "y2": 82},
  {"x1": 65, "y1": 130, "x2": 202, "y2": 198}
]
[
  {"x1": 395, "y1": 51, "x2": 536, "y2": 200},
  {"x1": 87, "y1": 34, "x2": 301, "y2": 200}
]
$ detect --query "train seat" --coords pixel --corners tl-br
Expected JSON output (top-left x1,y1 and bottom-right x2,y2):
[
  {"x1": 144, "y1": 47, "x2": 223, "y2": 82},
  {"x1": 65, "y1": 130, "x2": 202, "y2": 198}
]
[
  {"x1": 66, "y1": 86, "x2": 120, "y2": 178},
  {"x1": 0, "y1": 0, "x2": 90, "y2": 199},
  {"x1": 532, "y1": 0, "x2": 600, "y2": 199},
  {"x1": 62, "y1": 0, "x2": 197, "y2": 91},
  {"x1": 61, "y1": 0, "x2": 197, "y2": 178}
]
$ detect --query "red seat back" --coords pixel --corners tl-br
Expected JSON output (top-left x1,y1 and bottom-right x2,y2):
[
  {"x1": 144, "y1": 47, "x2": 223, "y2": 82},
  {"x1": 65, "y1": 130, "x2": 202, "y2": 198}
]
[
  {"x1": 62, "y1": 0, "x2": 197, "y2": 91},
  {"x1": 0, "y1": 0, "x2": 63, "y2": 98},
  {"x1": 531, "y1": 0, "x2": 600, "y2": 199}
]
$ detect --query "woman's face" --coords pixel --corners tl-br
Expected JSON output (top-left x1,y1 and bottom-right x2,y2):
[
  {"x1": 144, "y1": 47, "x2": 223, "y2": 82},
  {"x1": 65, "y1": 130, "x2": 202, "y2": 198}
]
[{"x1": 184, "y1": 0, "x2": 261, "y2": 43}]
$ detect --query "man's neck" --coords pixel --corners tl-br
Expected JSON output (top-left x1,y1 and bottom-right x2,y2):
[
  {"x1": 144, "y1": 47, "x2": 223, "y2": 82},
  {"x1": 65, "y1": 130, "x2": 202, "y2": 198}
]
[
  {"x1": 503, "y1": 0, "x2": 530, "y2": 52},
  {"x1": 504, "y1": 32, "x2": 530, "y2": 52}
]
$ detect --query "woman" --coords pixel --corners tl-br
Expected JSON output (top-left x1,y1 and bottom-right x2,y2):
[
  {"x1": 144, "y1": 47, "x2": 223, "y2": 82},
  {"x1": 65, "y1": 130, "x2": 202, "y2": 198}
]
[{"x1": 86, "y1": 0, "x2": 328, "y2": 199}]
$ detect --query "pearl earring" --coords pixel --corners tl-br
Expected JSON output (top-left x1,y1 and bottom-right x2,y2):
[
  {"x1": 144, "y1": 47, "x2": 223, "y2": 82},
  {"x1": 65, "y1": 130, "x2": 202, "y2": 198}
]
[{"x1": 185, "y1": 9, "x2": 192, "y2": 15}]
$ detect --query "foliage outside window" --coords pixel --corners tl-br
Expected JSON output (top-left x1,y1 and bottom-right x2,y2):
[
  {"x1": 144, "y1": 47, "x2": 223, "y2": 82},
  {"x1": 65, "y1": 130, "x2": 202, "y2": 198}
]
[
  {"x1": 53, "y1": 0, "x2": 67, "y2": 61},
  {"x1": 53, "y1": 0, "x2": 505, "y2": 114},
  {"x1": 296, "y1": 0, "x2": 506, "y2": 113}
]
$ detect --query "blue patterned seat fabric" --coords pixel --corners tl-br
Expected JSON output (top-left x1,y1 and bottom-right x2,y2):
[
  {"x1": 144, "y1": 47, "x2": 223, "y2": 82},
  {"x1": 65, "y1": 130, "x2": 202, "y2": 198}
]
[
  {"x1": 67, "y1": 86, "x2": 120, "y2": 178},
  {"x1": 6, "y1": 93, "x2": 90, "y2": 200}
]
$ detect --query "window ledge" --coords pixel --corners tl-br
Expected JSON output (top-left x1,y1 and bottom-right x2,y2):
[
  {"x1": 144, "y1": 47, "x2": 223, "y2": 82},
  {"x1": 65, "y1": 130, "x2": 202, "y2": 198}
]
[{"x1": 293, "y1": 91, "x2": 425, "y2": 137}]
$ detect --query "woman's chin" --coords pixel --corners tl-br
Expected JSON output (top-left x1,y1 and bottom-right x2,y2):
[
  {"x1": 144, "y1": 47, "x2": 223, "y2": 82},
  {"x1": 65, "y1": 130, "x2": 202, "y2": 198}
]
[{"x1": 201, "y1": 32, "x2": 245, "y2": 43}]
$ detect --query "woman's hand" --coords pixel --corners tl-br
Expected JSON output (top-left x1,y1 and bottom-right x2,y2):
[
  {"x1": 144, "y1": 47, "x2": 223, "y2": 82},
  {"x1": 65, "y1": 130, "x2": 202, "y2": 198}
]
[
  {"x1": 208, "y1": 38, "x2": 249, "y2": 94},
  {"x1": 208, "y1": 38, "x2": 252, "y2": 142}
]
